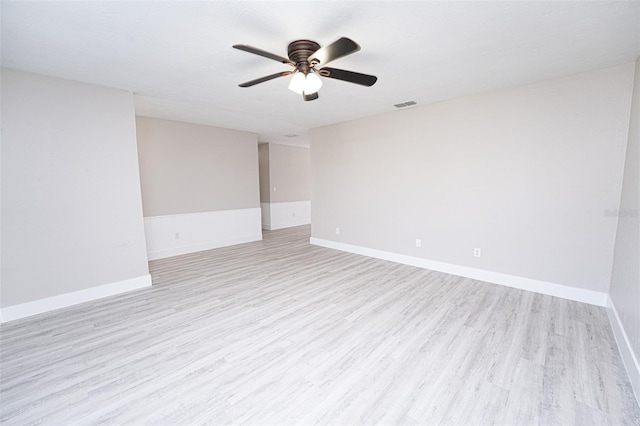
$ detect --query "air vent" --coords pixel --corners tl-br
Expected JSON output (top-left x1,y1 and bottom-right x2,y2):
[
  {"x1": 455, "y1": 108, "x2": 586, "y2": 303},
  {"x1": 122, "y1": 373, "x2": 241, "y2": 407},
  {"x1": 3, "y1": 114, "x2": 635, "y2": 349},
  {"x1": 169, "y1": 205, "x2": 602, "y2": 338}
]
[
  {"x1": 394, "y1": 101, "x2": 417, "y2": 108},
  {"x1": 285, "y1": 134, "x2": 299, "y2": 138}
]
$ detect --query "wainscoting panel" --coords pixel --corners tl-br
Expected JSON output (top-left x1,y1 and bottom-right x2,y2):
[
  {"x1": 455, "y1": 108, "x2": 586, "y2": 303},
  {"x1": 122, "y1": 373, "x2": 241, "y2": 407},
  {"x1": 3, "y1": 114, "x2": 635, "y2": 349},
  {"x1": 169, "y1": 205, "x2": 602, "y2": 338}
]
[
  {"x1": 261, "y1": 201, "x2": 311, "y2": 230},
  {"x1": 145, "y1": 208, "x2": 262, "y2": 260}
]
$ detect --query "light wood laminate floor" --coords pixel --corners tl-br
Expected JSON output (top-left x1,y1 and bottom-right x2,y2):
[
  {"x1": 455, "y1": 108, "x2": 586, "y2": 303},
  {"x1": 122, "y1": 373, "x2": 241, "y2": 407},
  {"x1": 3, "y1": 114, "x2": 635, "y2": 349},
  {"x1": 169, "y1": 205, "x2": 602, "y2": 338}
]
[{"x1": 1, "y1": 225, "x2": 639, "y2": 425}]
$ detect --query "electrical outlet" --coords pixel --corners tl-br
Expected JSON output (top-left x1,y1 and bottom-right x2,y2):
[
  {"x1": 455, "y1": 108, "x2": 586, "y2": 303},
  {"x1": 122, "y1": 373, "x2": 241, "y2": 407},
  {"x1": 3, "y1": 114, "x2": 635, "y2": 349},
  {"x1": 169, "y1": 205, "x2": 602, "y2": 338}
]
[
  {"x1": 273, "y1": 187, "x2": 277, "y2": 192},
  {"x1": 292, "y1": 212, "x2": 296, "y2": 217},
  {"x1": 335, "y1": 227, "x2": 340, "y2": 235},
  {"x1": 174, "y1": 232, "x2": 180, "y2": 240},
  {"x1": 474, "y1": 248, "x2": 481, "y2": 257},
  {"x1": 415, "y1": 239, "x2": 422, "y2": 248}
]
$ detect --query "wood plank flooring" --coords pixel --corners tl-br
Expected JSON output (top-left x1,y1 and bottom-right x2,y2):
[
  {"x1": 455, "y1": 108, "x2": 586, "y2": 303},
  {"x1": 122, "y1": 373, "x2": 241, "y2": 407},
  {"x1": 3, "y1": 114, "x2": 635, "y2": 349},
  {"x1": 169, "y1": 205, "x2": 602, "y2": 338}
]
[{"x1": 1, "y1": 225, "x2": 639, "y2": 425}]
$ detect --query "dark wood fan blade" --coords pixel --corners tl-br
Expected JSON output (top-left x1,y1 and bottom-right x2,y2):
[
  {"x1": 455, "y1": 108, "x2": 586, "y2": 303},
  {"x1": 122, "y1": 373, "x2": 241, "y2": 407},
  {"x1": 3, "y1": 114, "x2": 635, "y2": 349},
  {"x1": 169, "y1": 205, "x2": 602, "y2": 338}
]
[
  {"x1": 308, "y1": 37, "x2": 360, "y2": 66},
  {"x1": 318, "y1": 67, "x2": 377, "y2": 86},
  {"x1": 233, "y1": 44, "x2": 294, "y2": 65},
  {"x1": 239, "y1": 71, "x2": 293, "y2": 88},
  {"x1": 303, "y1": 92, "x2": 319, "y2": 101}
]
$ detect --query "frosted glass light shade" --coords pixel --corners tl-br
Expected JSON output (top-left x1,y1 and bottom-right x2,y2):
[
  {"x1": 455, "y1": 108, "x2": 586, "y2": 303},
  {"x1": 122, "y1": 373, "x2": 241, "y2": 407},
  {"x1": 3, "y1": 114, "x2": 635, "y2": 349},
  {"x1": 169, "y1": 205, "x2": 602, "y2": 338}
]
[
  {"x1": 288, "y1": 72, "x2": 323, "y2": 96},
  {"x1": 304, "y1": 72, "x2": 323, "y2": 94},
  {"x1": 288, "y1": 72, "x2": 306, "y2": 94}
]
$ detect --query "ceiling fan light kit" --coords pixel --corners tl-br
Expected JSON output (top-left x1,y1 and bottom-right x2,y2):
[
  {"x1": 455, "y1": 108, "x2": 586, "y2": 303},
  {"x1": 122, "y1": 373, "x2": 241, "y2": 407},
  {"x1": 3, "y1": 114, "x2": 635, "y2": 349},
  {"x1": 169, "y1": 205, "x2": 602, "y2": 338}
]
[
  {"x1": 233, "y1": 37, "x2": 377, "y2": 101},
  {"x1": 288, "y1": 71, "x2": 322, "y2": 95}
]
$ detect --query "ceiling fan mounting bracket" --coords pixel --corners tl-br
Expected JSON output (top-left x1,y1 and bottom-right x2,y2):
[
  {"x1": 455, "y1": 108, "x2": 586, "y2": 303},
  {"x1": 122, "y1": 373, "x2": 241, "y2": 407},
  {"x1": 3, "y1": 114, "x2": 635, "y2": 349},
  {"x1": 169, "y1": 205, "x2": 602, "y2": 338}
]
[{"x1": 287, "y1": 40, "x2": 320, "y2": 73}]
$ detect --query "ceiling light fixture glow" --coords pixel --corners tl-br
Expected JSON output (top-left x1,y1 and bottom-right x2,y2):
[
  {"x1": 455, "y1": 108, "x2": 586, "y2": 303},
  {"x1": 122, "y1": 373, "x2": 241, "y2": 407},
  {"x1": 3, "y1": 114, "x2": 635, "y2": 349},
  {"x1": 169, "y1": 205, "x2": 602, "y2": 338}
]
[
  {"x1": 288, "y1": 72, "x2": 306, "y2": 95},
  {"x1": 304, "y1": 72, "x2": 322, "y2": 94},
  {"x1": 288, "y1": 72, "x2": 323, "y2": 96}
]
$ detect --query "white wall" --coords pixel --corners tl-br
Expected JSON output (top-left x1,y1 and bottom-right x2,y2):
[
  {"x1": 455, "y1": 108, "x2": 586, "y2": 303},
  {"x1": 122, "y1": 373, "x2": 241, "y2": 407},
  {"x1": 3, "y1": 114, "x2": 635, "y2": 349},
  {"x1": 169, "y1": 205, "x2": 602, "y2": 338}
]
[
  {"x1": 136, "y1": 117, "x2": 262, "y2": 259},
  {"x1": 261, "y1": 201, "x2": 311, "y2": 231},
  {"x1": 608, "y1": 59, "x2": 640, "y2": 401},
  {"x1": 1, "y1": 69, "x2": 151, "y2": 320},
  {"x1": 311, "y1": 63, "x2": 635, "y2": 302}
]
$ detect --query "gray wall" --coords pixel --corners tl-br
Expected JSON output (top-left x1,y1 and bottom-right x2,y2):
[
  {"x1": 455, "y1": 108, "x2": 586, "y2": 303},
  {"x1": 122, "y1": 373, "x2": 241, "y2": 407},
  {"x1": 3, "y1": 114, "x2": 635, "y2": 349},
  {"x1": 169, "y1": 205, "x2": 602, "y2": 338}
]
[
  {"x1": 311, "y1": 63, "x2": 634, "y2": 293},
  {"x1": 268, "y1": 144, "x2": 310, "y2": 203},
  {"x1": 610, "y1": 59, "x2": 640, "y2": 364},
  {"x1": 136, "y1": 116, "x2": 259, "y2": 217},
  {"x1": 1, "y1": 68, "x2": 149, "y2": 307},
  {"x1": 258, "y1": 143, "x2": 271, "y2": 203},
  {"x1": 258, "y1": 143, "x2": 310, "y2": 203}
]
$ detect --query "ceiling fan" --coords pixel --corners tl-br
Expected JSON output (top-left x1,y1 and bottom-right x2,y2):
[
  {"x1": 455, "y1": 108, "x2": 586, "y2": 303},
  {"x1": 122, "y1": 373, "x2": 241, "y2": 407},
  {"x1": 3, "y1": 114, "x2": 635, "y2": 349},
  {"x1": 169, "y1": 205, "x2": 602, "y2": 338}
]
[{"x1": 233, "y1": 37, "x2": 377, "y2": 101}]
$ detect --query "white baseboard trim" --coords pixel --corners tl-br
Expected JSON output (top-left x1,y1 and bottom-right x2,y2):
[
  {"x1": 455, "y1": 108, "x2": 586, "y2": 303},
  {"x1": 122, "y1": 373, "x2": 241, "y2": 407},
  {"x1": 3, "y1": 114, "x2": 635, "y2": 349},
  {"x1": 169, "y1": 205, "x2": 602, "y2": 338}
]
[
  {"x1": 606, "y1": 296, "x2": 640, "y2": 405},
  {"x1": 263, "y1": 220, "x2": 312, "y2": 231},
  {"x1": 261, "y1": 201, "x2": 310, "y2": 230},
  {"x1": 310, "y1": 238, "x2": 608, "y2": 307},
  {"x1": 0, "y1": 274, "x2": 152, "y2": 323},
  {"x1": 145, "y1": 208, "x2": 262, "y2": 261}
]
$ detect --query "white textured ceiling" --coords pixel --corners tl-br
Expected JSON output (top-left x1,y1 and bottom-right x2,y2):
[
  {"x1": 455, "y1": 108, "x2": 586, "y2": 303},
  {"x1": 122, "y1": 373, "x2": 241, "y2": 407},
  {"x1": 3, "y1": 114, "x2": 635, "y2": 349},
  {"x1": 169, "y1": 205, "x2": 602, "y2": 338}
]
[{"x1": 2, "y1": 1, "x2": 639, "y2": 146}]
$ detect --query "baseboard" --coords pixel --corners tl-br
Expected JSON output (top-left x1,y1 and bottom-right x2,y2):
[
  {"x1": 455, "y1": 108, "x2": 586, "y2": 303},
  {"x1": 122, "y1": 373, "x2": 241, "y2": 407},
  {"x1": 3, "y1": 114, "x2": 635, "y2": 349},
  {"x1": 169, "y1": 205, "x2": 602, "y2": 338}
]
[
  {"x1": 606, "y1": 296, "x2": 640, "y2": 405},
  {"x1": 145, "y1": 208, "x2": 262, "y2": 261},
  {"x1": 261, "y1": 201, "x2": 310, "y2": 231},
  {"x1": 263, "y1": 219, "x2": 312, "y2": 231},
  {"x1": 0, "y1": 274, "x2": 152, "y2": 323},
  {"x1": 310, "y1": 238, "x2": 608, "y2": 307}
]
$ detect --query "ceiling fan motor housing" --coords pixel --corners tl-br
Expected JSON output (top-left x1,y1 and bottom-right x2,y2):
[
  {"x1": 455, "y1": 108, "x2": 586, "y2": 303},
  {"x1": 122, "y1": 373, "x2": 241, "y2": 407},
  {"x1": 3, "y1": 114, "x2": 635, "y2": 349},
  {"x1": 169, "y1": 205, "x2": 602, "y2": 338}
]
[{"x1": 287, "y1": 40, "x2": 320, "y2": 73}]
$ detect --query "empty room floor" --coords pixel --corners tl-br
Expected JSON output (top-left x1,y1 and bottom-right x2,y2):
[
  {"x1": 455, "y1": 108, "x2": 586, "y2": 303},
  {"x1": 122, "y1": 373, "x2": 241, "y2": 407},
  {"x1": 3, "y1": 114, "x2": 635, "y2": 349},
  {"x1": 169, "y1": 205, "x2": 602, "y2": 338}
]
[{"x1": 1, "y1": 225, "x2": 639, "y2": 425}]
